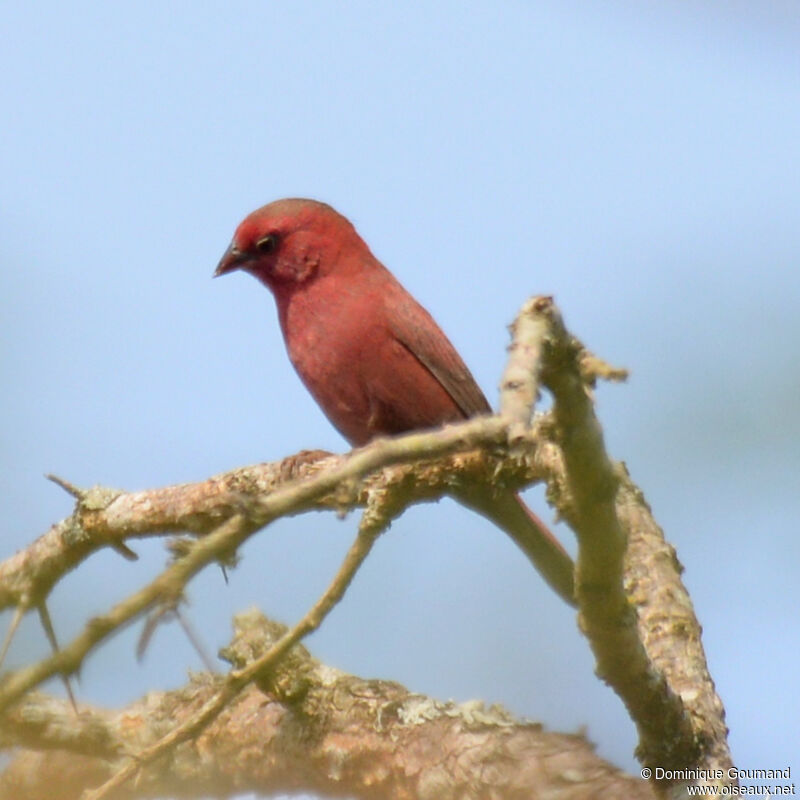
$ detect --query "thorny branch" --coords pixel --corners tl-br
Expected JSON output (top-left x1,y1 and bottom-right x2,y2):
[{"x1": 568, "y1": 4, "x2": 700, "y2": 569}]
[{"x1": 0, "y1": 296, "x2": 734, "y2": 798}]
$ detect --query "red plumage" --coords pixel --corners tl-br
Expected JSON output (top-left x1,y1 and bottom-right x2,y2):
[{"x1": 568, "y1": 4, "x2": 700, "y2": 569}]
[{"x1": 216, "y1": 198, "x2": 574, "y2": 604}]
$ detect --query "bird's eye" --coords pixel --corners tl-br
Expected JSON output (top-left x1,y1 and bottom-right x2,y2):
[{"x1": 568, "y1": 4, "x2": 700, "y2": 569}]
[{"x1": 255, "y1": 234, "x2": 278, "y2": 254}]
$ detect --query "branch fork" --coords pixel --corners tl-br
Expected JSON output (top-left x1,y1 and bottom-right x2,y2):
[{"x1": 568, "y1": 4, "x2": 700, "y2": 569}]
[{"x1": 0, "y1": 296, "x2": 733, "y2": 798}]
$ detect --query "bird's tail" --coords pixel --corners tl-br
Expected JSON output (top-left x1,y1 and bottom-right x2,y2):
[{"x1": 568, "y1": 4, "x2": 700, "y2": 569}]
[{"x1": 455, "y1": 487, "x2": 575, "y2": 606}]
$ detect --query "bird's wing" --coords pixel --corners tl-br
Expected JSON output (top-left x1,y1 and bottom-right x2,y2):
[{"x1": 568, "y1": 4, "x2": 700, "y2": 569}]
[{"x1": 386, "y1": 291, "x2": 492, "y2": 419}]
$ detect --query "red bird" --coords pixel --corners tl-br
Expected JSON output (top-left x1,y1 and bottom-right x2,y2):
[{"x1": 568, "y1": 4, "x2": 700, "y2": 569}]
[{"x1": 215, "y1": 199, "x2": 574, "y2": 604}]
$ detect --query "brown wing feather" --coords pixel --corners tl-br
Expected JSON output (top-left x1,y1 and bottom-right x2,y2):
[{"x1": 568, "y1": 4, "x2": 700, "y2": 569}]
[{"x1": 386, "y1": 291, "x2": 491, "y2": 419}]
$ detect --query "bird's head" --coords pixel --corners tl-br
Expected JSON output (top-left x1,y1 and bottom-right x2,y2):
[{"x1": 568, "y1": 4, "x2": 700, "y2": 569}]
[{"x1": 214, "y1": 198, "x2": 367, "y2": 290}]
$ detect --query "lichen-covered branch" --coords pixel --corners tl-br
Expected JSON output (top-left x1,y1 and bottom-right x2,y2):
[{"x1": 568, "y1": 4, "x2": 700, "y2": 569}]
[
  {"x1": 0, "y1": 296, "x2": 734, "y2": 798},
  {"x1": 0, "y1": 424, "x2": 558, "y2": 715},
  {"x1": 0, "y1": 429, "x2": 545, "y2": 619},
  {"x1": 0, "y1": 610, "x2": 656, "y2": 800},
  {"x1": 529, "y1": 296, "x2": 734, "y2": 794}
]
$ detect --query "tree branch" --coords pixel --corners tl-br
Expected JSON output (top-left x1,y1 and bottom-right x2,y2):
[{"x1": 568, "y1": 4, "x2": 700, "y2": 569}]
[
  {"x1": 0, "y1": 610, "x2": 657, "y2": 800},
  {"x1": 0, "y1": 295, "x2": 734, "y2": 797},
  {"x1": 530, "y1": 296, "x2": 734, "y2": 794}
]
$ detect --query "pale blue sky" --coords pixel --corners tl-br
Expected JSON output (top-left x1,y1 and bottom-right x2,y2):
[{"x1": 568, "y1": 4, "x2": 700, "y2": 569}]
[{"x1": 2, "y1": 1, "x2": 798, "y2": 793}]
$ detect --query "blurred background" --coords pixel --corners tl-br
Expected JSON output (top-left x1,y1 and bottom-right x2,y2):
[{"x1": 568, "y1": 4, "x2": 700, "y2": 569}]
[{"x1": 2, "y1": 1, "x2": 798, "y2": 796}]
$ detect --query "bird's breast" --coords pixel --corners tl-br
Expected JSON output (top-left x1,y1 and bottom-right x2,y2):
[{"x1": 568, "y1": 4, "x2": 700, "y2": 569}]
[
  {"x1": 279, "y1": 279, "x2": 380, "y2": 444},
  {"x1": 276, "y1": 271, "x2": 469, "y2": 446}
]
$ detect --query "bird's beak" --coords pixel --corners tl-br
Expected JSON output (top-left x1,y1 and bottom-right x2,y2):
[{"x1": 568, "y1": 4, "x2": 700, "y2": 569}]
[{"x1": 214, "y1": 244, "x2": 246, "y2": 277}]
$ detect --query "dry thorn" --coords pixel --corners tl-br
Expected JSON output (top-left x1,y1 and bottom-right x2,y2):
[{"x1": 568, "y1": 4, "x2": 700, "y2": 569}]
[
  {"x1": 0, "y1": 605, "x2": 25, "y2": 671},
  {"x1": 37, "y1": 601, "x2": 79, "y2": 713},
  {"x1": 45, "y1": 473, "x2": 84, "y2": 499}
]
